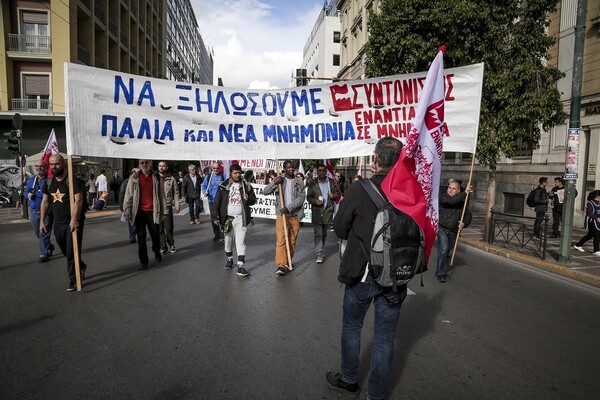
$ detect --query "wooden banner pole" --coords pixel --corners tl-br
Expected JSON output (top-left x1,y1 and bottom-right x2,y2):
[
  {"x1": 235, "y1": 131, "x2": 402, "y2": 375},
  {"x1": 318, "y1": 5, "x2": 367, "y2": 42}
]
[
  {"x1": 67, "y1": 155, "x2": 82, "y2": 291},
  {"x1": 450, "y1": 153, "x2": 477, "y2": 267},
  {"x1": 276, "y1": 160, "x2": 294, "y2": 271}
]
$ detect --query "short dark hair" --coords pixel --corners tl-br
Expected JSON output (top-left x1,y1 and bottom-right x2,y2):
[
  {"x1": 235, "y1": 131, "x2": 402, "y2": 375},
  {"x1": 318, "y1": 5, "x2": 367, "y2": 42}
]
[
  {"x1": 316, "y1": 164, "x2": 326, "y2": 170},
  {"x1": 554, "y1": 177, "x2": 563, "y2": 184},
  {"x1": 374, "y1": 137, "x2": 402, "y2": 168},
  {"x1": 230, "y1": 164, "x2": 242, "y2": 173},
  {"x1": 283, "y1": 160, "x2": 294, "y2": 169},
  {"x1": 539, "y1": 177, "x2": 548, "y2": 185},
  {"x1": 100, "y1": 169, "x2": 106, "y2": 174}
]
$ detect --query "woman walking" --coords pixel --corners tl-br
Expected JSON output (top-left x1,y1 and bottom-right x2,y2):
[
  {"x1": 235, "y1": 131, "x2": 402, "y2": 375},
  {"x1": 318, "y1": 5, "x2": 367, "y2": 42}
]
[{"x1": 573, "y1": 190, "x2": 600, "y2": 255}]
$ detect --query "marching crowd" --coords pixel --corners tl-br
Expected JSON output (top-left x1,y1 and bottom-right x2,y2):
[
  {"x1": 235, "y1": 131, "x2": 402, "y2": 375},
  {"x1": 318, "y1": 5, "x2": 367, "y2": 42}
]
[{"x1": 27, "y1": 137, "x2": 476, "y2": 400}]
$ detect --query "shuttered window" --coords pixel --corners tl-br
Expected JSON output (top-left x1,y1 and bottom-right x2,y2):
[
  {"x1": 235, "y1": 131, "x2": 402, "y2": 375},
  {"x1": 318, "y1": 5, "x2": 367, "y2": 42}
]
[
  {"x1": 21, "y1": 11, "x2": 48, "y2": 25},
  {"x1": 23, "y1": 75, "x2": 50, "y2": 96}
]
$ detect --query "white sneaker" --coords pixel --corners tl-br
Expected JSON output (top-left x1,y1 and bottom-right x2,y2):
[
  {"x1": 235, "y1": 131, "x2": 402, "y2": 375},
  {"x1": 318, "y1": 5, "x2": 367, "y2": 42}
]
[
  {"x1": 573, "y1": 245, "x2": 585, "y2": 253},
  {"x1": 593, "y1": 251, "x2": 600, "y2": 256},
  {"x1": 316, "y1": 255, "x2": 324, "y2": 264}
]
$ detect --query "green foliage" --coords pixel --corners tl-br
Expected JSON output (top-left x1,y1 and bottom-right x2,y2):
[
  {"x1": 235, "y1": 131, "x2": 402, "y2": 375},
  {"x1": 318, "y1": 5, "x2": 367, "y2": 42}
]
[{"x1": 365, "y1": 0, "x2": 566, "y2": 170}]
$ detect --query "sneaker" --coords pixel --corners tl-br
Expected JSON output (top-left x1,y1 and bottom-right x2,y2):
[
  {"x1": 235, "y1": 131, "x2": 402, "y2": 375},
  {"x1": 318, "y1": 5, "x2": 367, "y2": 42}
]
[
  {"x1": 276, "y1": 266, "x2": 287, "y2": 276},
  {"x1": 573, "y1": 245, "x2": 585, "y2": 253},
  {"x1": 437, "y1": 275, "x2": 447, "y2": 283},
  {"x1": 195, "y1": 218, "x2": 200, "y2": 224},
  {"x1": 189, "y1": 220, "x2": 195, "y2": 225},
  {"x1": 316, "y1": 255, "x2": 324, "y2": 264},
  {"x1": 225, "y1": 259, "x2": 234, "y2": 270},
  {"x1": 169, "y1": 245, "x2": 177, "y2": 254},
  {"x1": 39, "y1": 256, "x2": 50, "y2": 263},
  {"x1": 67, "y1": 283, "x2": 76, "y2": 292},
  {"x1": 237, "y1": 266, "x2": 250, "y2": 277},
  {"x1": 325, "y1": 371, "x2": 359, "y2": 393},
  {"x1": 160, "y1": 248, "x2": 168, "y2": 255},
  {"x1": 593, "y1": 251, "x2": 600, "y2": 256}
]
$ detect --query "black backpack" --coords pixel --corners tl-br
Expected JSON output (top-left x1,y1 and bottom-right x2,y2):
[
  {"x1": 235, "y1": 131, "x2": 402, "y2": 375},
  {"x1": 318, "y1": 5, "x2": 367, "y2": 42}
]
[
  {"x1": 526, "y1": 189, "x2": 536, "y2": 207},
  {"x1": 358, "y1": 179, "x2": 426, "y2": 292}
]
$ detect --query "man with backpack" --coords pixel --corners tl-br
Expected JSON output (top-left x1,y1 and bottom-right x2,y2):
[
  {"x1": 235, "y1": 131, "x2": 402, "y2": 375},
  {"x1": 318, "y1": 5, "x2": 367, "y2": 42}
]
[
  {"x1": 532, "y1": 177, "x2": 549, "y2": 238},
  {"x1": 326, "y1": 137, "x2": 422, "y2": 400}
]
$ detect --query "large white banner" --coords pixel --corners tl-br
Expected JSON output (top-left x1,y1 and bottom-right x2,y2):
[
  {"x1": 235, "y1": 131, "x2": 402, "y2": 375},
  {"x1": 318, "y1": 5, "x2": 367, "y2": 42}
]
[{"x1": 65, "y1": 62, "x2": 483, "y2": 160}]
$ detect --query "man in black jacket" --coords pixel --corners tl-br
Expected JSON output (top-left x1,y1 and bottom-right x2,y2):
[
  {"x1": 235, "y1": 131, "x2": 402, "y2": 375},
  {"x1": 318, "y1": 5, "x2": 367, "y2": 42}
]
[
  {"x1": 211, "y1": 164, "x2": 256, "y2": 277},
  {"x1": 437, "y1": 180, "x2": 472, "y2": 282},
  {"x1": 533, "y1": 177, "x2": 549, "y2": 238},
  {"x1": 326, "y1": 137, "x2": 421, "y2": 400},
  {"x1": 181, "y1": 164, "x2": 202, "y2": 225}
]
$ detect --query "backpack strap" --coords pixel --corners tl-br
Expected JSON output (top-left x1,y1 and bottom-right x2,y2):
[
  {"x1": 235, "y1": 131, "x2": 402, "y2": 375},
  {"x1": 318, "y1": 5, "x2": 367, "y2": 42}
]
[{"x1": 358, "y1": 179, "x2": 387, "y2": 210}]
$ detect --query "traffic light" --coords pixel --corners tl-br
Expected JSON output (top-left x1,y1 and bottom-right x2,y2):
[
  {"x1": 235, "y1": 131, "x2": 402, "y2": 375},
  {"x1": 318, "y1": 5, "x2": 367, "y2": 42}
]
[
  {"x1": 296, "y1": 68, "x2": 308, "y2": 87},
  {"x1": 4, "y1": 130, "x2": 21, "y2": 154}
]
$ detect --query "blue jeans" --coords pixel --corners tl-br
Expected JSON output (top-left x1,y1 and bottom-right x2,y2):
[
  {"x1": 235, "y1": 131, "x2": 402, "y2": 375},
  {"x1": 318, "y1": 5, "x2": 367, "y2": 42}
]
[
  {"x1": 534, "y1": 211, "x2": 545, "y2": 236},
  {"x1": 187, "y1": 197, "x2": 201, "y2": 220},
  {"x1": 127, "y1": 220, "x2": 137, "y2": 241},
  {"x1": 436, "y1": 228, "x2": 455, "y2": 278},
  {"x1": 341, "y1": 280, "x2": 404, "y2": 400},
  {"x1": 30, "y1": 210, "x2": 54, "y2": 258}
]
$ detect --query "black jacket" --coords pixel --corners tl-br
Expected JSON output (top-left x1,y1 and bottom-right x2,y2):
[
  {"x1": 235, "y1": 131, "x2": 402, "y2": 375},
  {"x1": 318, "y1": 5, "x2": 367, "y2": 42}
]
[
  {"x1": 439, "y1": 191, "x2": 472, "y2": 234},
  {"x1": 533, "y1": 186, "x2": 548, "y2": 213},
  {"x1": 212, "y1": 178, "x2": 256, "y2": 228},
  {"x1": 181, "y1": 174, "x2": 202, "y2": 199},
  {"x1": 333, "y1": 172, "x2": 420, "y2": 285}
]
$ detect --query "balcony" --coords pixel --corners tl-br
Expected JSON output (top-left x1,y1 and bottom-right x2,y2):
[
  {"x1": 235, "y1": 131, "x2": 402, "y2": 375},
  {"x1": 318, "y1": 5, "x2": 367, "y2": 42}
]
[
  {"x1": 11, "y1": 98, "x2": 52, "y2": 111},
  {"x1": 7, "y1": 34, "x2": 51, "y2": 54}
]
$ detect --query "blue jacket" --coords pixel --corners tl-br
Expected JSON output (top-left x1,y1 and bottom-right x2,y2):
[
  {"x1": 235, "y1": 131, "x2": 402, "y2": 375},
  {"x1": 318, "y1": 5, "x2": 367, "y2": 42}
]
[
  {"x1": 25, "y1": 175, "x2": 47, "y2": 211},
  {"x1": 201, "y1": 173, "x2": 224, "y2": 203}
]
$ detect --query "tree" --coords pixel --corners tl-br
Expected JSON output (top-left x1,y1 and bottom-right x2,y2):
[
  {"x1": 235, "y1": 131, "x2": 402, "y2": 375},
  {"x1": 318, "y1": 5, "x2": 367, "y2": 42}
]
[{"x1": 365, "y1": 0, "x2": 566, "y2": 237}]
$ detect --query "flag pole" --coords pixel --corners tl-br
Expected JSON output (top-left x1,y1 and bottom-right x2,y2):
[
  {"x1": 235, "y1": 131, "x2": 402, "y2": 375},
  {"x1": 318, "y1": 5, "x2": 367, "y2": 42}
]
[
  {"x1": 275, "y1": 160, "x2": 294, "y2": 271},
  {"x1": 450, "y1": 152, "x2": 476, "y2": 267},
  {"x1": 67, "y1": 155, "x2": 83, "y2": 291}
]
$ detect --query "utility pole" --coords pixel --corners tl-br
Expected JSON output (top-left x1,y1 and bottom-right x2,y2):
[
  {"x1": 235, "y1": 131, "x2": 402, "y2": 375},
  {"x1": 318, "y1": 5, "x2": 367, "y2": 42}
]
[{"x1": 559, "y1": 0, "x2": 587, "y2": 263}]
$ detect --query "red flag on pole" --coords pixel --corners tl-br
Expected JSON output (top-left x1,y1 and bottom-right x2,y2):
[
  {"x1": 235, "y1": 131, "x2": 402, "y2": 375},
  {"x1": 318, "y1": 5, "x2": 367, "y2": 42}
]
[
  {"x1": 42, "y1": 129, "x2": 60, "y2": 178},
  {"x1": 324, "y1": 159, "x2": 342, "y2": 204},
  {"x1": 380, "y1": 48, "x2": 448, "y2": 262}
]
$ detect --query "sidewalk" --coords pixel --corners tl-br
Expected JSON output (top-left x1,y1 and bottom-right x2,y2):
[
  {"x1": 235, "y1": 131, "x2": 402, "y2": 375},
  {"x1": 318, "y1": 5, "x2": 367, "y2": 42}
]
[
  {"x1": 459, "y1": 215, "x2": 600, "y2": 288},
  {"x1": 2, "y1": 205, "x2": 599, "y2": 287}
]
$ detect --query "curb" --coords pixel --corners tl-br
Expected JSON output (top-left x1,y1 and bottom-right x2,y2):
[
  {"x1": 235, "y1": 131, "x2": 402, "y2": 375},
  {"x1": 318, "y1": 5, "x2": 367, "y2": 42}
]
[
  {"x1": 1, "y1": 209, "x2": 121, "y2": 224},
  {"x1": 460, "y1": 238, "x2": 600, "y2": 288}
]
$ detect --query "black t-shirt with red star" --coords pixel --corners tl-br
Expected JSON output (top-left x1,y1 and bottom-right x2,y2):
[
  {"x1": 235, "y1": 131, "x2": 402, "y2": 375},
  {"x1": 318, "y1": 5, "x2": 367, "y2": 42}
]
[{"x1": 43, "y1": 176, "x2": 84, "y2": 224}]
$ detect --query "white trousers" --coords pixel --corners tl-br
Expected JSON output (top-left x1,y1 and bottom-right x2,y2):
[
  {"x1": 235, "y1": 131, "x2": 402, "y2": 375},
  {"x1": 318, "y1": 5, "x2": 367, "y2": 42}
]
[{"x1": 224, "y1": 215, "x2": 247, "y2": 260}]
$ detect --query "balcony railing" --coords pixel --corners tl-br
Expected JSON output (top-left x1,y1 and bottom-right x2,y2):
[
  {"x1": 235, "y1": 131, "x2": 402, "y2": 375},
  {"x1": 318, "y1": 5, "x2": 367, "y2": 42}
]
[
  {"x1": 7, "y1": 34, "x2": 51, "y2": 54},
  {"x1": 11, "y1": 98, "x2": 52, "y2": 111}
]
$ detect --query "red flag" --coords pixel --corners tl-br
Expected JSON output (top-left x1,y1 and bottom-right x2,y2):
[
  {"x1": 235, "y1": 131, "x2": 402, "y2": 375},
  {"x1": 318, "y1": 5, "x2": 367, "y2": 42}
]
[
  {"x1": 324, "y1": 159, "x2": 342, "y2": 204},
  {"x1": 358, "y1": 164, "x2": 363, "y2": 178},
  {"x1": 42, "y1": 129, "x2": 59, "y2": 178},
  {"x1": 381, "y1": 49, "x2": 447, "y2": 262}
]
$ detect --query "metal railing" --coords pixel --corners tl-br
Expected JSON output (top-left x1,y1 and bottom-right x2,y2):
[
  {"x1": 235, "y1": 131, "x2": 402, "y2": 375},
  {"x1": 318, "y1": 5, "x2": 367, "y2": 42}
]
[
  {"x1": 7, "y1": 34, "x2": 51, "y2": 54},
  {"x1": 488, "y1": 210, "x2": 549, "y2": 260},
  {"x1": 11, "y1": 98, "x2": 52, "y2": 111}
]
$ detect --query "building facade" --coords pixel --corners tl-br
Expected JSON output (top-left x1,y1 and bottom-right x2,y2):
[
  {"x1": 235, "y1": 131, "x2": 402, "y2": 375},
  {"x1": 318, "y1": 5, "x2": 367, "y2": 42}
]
[
  {"x1": 300, "y1": 0, "x2": 340, "y2": 86},
  {"x1": 165, "y1": 0, "x2": 213, "y2": 85},
  {"x1": 1, "y1": 0, "x2": 213, "y2": 179}
]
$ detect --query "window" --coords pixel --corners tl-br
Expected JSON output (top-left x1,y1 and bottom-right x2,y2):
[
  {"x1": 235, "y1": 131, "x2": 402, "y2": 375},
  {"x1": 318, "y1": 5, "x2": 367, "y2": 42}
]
[
  {"x1": 20, "y1": 10, "x2": 49, "y2": 50},
  {"x1": 23, "y1": 74, "x2": 50, "y2": 109},
  {"x1": 333, "y1": 54, "x2": 340, "y2": 66},
  {"x1": 504, "y1": 192, "x2": 524, "y2": 216},
  {"x1": 333, "y1": 31, "x2": 341, "y2": 43}
]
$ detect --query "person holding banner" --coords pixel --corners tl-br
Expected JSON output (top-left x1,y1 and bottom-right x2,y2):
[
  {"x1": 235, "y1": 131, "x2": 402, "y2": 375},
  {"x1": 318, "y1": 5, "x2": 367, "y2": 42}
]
[
  {"x1": 202, "y1": 162, "x2": 225, "y2": 241},
  {"x1": 181, "y1": 164, "x2": 202, "y2": 225},
  {"x1": 158, "y1": 161, "x2": 180, "y2": 255},
  {"x1": 25, "y1": 160, "x2": 55, "y2": 263},
  {"x1": 264, "y1": 160, "x2": 306, "y2": 275},
  {"x1": 40, "y1": 154, "x2": 87, "y2": 292},
  {"x1": 436, "y1": 180, "x2": 472, "y2": 282},
  {"x1": 123, "y1": 160, "x2": 165, "y2": 271},
  {"x1": 212, "y1": 164, "x2": 257, "y2": 277},
  {"x1": 306, "y1": 164, "x2": 339, "y2": 264}
]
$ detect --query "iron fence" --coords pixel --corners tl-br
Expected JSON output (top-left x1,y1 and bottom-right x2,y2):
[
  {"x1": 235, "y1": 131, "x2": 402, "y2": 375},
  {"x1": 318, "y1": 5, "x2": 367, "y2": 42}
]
[{"x1": 488, "y1": 210, "x2": 549, "y2": 260}]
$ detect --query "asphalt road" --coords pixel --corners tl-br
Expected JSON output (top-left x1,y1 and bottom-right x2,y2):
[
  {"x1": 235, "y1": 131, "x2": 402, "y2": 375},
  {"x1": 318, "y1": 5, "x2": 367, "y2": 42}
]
[{"x1": 1, "y1": 210, "x2": 599, "y2": 400}]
